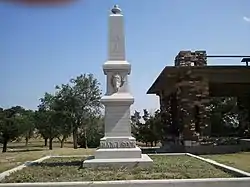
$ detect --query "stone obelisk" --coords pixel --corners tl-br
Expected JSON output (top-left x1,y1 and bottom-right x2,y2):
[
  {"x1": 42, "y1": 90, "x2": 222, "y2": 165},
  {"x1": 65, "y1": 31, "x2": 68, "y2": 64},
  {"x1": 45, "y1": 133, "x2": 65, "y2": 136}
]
[{"x1": 83, "y1": 5, "x2": 153, "y2": 168}]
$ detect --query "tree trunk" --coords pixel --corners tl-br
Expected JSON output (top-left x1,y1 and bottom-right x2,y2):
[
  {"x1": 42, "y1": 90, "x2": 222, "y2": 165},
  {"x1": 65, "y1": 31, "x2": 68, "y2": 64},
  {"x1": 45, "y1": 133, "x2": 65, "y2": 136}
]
[
  {"x1": 60, "y1": 140, "x2": 64, "y2": 148},
  {"x1": 59, "y1": 136, "x2": 66, "y2": 148},
  {"x1": 2, "y1": 139, "x2": 8, "y2": 153},
  {"x1": 84, "y1": 126, "x2": 88, "y2": 149},
  {"x1": 25, "y1": 137, "x2": 29, "y2": 147},
  {"x1": 49, "y1": 138, "x2": 53, "y2": 150},
  {"x1": 151, "y1": 142, "x2": 153, "y2": 147},
  {"x1": 73, "y1": 127, "x2": 78, "y2": 149},
  {"x1": 44, "y1": 138, "x2": 48, "y2": 146}
]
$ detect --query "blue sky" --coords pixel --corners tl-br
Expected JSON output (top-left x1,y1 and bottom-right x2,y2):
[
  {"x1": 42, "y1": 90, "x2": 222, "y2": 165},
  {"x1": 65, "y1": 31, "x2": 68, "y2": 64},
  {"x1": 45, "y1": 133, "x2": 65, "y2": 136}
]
[{"x1": 1, "y1": 0, "x2": 250, "y2": 113}]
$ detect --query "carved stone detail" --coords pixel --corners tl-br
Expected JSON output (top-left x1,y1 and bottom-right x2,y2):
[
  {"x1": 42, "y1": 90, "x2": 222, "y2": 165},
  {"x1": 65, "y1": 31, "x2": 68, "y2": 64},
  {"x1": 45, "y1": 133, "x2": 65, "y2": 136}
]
[
  {"x1": 99, "y1": 140, "x2": 136, "y2": 148},
  {"x1": 111, "y1": 35, "x2": 121, "y2": 53},
  {"x1": 111, "y1": 73, "x2": 124, "y2": 92}
]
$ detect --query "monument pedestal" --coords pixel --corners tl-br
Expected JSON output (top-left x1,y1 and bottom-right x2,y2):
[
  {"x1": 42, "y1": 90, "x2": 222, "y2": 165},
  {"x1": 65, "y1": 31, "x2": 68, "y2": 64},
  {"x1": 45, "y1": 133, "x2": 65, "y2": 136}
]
[
  {"x1": 83, "y1": 154, "x2": 152, "y2": 168},
  {"x1": 82, "y1": 5, "x2": 153, "y2": 168},
  {"x1": 83, "y1": 95, "x2": 153, "y2": 168}
]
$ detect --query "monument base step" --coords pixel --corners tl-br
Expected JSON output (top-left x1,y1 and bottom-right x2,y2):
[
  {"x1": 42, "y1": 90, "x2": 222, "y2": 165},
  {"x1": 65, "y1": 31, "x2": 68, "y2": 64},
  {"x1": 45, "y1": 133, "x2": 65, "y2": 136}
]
[
  {"x1": 82, "y1": 154, "x2": 153, "y2": 168},
  {"x1": 95, "y1": 147, "x2": 142, "y2": 159}
]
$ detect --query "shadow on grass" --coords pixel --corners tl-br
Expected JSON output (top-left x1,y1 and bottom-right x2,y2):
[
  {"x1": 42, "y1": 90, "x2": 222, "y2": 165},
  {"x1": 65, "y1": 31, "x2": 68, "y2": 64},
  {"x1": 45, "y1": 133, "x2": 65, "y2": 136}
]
[
  {"x1": 7, "y1": 144, "x2": 45, "y2": 149},
  {"x1": 31, "y1": 160, "x2": 83, "y2": 167},
  {"x1": 84, "y1": 155, "x2": 95, "y2": 160},
  {"x1": 7, "y1": 148, "x2": 45, "y2": 153}
]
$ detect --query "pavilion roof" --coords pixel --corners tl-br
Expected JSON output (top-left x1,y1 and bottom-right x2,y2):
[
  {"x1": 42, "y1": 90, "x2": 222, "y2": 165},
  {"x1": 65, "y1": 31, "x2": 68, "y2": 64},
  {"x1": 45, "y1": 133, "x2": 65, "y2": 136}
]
[{"x1": 147, "y1": 65, "x2": 250, "y2": 97}]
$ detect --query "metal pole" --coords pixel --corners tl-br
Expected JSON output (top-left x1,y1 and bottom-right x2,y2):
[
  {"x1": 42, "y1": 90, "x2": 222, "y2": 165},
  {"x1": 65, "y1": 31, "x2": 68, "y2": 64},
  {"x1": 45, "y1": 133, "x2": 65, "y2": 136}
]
[
  {"x1": 207, "y1": 55, "x2": 250, "y2": 58},
  {"x1": 206, "y1": 55, "x2": 250, "y2": 66}
]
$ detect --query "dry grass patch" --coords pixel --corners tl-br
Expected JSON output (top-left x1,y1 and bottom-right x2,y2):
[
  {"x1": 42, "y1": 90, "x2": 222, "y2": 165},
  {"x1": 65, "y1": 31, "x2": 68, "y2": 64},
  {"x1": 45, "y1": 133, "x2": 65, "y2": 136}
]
[
  {"x1": 203, "y1": 152, "x2": 250, "y2": 172},
  {"x1": 0, "y1": 140, "x2": 94, "y2": 173},
  {"x1": 1, "y1": 155, "x2": 233, "y2": 183}
]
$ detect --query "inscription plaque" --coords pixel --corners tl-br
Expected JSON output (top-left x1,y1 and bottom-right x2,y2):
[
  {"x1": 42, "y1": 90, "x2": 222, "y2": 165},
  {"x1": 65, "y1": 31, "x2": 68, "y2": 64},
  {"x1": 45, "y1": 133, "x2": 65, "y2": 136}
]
[{"x1": 100, "y1": 140, "x2": 136, "y2": 148}]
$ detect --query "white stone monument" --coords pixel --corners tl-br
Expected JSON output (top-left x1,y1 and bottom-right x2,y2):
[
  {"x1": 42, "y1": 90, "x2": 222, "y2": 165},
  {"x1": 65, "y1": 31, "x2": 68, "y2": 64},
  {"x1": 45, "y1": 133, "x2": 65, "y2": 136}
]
[{"x1": 83, "y1": 5, "x2": 153, "y2": 168}]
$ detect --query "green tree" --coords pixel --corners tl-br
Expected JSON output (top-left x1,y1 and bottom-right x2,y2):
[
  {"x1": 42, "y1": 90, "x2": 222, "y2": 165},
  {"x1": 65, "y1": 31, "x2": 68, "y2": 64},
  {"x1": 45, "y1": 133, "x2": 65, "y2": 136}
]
[
  {"x1": 131, "y1": 110, "x2": 142, "y2": 142},
  {"x1": 141, "y1": 109, "x2": 162, "y2": 146},
  {"x1": 34, "y1": 110, "x2": 49, "y2": 146},
  {"x1": 237, "y1": 96, "x2": 250, "y2": 137},
  {"x1": 56, "y1": 111, "x2": 72, "y2": 148},
  {"x1": 21, "y1": 109, "x2": 36, "y2": 147},
  {"x1": 54, "y1": 74, "x2": 102, "y2": 149},
  {"x1": 0, "y1": 106, "x2": 26, "y2": 152},
  {"x1": 34, "y1": 109, "x2": 61, "y2": 150},
  {"x1": 209, "y1": 97, "x2": 239, "y2": 136},
  {"x1": 0, "y1": 107, "x2": 3, "y2": 144},
  {"x1": 77, "y1": 114, "x2": 104, "y2": 148},
  {"x1": 151, "y1": 109, "x2": 164, "y2": 144},
  {"x1": 36, "y1": 93, "x2": 61, "y2": 150},
  {"x1": 131, "y1": 109, "x2": 162, "y2": 147}
]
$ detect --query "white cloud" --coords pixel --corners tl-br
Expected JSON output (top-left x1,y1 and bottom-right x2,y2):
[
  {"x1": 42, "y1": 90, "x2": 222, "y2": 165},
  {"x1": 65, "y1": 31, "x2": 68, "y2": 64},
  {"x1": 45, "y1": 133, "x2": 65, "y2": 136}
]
[{"x1": 243, "y1": 16, "x2": 250, "y2": 22}]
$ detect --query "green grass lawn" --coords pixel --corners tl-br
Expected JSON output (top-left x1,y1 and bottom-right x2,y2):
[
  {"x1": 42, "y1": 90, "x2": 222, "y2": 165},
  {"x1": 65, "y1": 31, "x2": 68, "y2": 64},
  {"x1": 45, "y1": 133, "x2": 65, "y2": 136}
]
[
  {"x1": 0, "y1": 139, "x2": 94, "y2": 173},
  {"x1": 1, "y1": 155, "x2": 233, "y2": 183},
  {"x1": 203, "y1": 152, "x2": 250, "y2": 172}
]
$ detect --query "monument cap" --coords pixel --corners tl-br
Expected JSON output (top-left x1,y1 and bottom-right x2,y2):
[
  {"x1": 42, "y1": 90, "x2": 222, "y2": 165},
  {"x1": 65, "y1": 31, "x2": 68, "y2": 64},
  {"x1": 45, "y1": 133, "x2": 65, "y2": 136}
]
[{"x1": 111, "y1": 5, "x2": 122, "y2": 14}]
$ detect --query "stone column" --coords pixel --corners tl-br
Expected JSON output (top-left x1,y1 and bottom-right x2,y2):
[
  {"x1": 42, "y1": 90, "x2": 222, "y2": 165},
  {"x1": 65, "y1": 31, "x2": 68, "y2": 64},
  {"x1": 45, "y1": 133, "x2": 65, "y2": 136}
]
[
  {"x1": 196, "y1": 78, "x2": 210, "y2": 137},
  {"x1": 174, "y1": 51, "x2": 210, "y2": 145},
  {"x1": 176, "y1": 78, "x2": 197, "y2": 144},
  {"x1": 237, "y1": 96, "x2": 250, "y2": 136}
]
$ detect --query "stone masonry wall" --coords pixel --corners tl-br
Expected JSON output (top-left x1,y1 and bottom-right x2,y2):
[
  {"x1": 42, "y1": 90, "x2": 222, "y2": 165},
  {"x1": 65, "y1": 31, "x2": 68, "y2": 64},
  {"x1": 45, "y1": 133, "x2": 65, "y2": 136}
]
[
  {"x1": 175, "y1": 50, "x2": 207, "y2": 66},
  {"x1": 174, "y1": 51, "x2": 210, "y2": 141}
]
